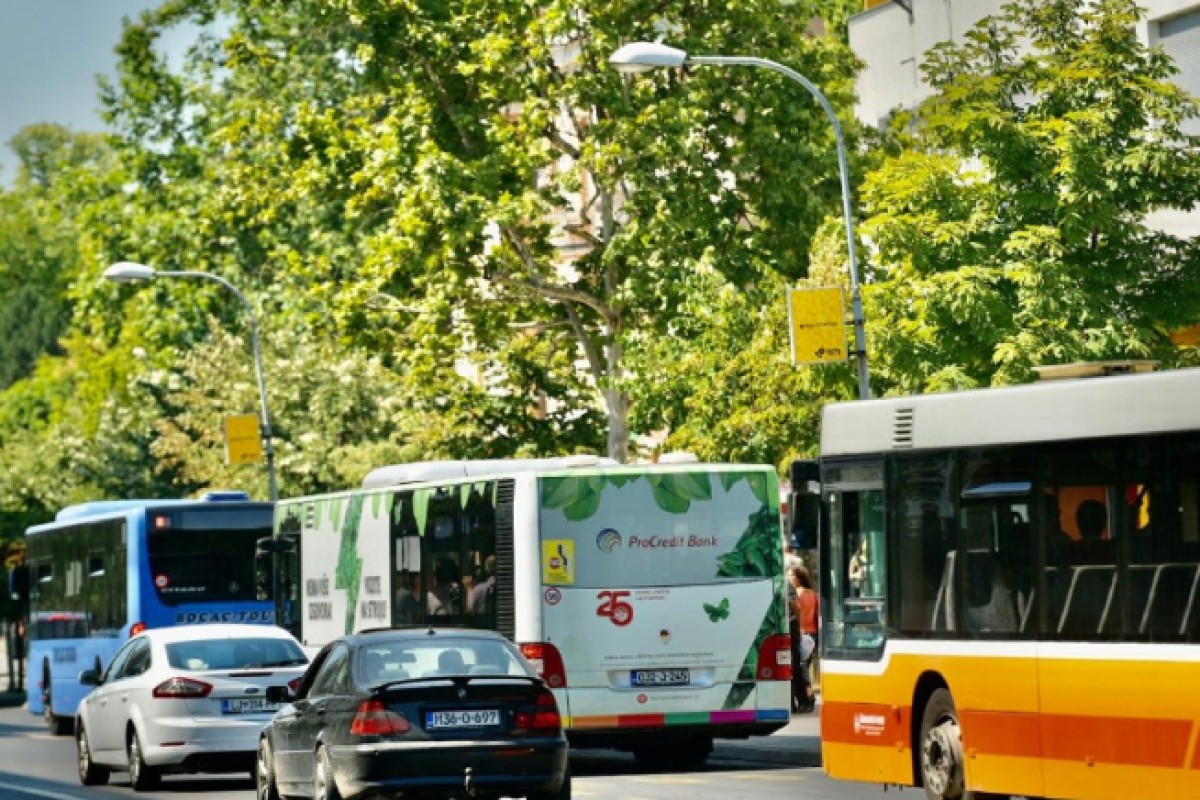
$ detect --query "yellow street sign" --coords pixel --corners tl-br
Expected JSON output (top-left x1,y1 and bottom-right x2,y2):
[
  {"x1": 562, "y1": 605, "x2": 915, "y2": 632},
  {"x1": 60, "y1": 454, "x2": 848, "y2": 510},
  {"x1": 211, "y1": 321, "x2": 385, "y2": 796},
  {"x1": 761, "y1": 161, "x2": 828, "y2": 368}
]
[
  {"x1": 787, "y1": 287, "x2": 847, "y2": 365},
  {"x1": 225, "y1": 414, "x2": 263, "y2": 465}
]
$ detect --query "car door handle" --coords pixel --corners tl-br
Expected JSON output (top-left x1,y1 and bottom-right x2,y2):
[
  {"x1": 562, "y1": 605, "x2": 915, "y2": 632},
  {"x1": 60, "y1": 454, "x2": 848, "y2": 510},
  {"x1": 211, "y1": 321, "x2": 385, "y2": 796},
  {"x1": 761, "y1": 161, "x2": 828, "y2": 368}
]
[{"x1": 313, "y1": 702, "x2": 328, "y2": 715}]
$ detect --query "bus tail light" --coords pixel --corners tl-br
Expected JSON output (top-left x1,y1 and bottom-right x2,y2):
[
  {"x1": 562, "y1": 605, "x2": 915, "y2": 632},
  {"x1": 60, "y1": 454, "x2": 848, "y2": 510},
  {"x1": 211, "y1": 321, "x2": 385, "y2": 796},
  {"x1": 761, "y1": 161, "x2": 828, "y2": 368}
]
[
  {"x1": 514, "y1": 689, "x2": 562, "y2": 734},
  {"x1": 153, "y1": 677, "x2": 213, "y2": 698},
  {"x1": 757, "y1": 634, "x2": 793, "y2": 681},
  {"x1": 519, "y1": 642, "x2": 568, "y2": 688},
  {"x1": 350, "y1": 699, "x2": 410, "y2": 736},
  {"x1": 130, "y1": 622, "x2": 147, "y2": 637}
]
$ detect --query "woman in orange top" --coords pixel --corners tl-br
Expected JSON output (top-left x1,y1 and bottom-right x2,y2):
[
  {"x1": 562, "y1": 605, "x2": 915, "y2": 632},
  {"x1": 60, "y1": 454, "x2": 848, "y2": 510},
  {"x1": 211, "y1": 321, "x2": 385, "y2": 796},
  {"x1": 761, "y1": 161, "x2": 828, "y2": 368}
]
[{"x1": 790, "y1": 565, "x2": 820, "y2": 713}]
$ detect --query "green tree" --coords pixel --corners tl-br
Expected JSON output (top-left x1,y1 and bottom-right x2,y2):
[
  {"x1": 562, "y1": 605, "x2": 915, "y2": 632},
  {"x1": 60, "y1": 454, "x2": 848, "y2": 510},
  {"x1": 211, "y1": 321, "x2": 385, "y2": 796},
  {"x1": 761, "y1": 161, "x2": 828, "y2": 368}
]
[
  {"x1": 86, "y1": 0, "x2": 860, "y2": 463},
  {"x1": 857, "y1": 0, "x2": 1200, "y2": 393}
]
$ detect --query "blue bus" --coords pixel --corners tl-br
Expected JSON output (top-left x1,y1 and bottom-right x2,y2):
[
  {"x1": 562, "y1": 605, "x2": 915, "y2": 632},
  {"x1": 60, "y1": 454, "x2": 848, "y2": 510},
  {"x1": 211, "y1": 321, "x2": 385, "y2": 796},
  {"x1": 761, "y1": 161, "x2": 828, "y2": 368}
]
[{"x1": 23, "y1": 491, "x2": 274, "y2": 734}]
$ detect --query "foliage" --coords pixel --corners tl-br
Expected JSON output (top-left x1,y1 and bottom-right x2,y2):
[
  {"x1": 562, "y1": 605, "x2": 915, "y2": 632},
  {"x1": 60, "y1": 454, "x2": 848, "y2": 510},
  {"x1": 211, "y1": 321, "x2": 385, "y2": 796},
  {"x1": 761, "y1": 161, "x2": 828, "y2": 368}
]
[
  {"x1": 81, "y1": 0, "x2": 860, "y2": 464},
  {"x1": 857, "y1": 0, "x2": 1200, "y2": 392}
]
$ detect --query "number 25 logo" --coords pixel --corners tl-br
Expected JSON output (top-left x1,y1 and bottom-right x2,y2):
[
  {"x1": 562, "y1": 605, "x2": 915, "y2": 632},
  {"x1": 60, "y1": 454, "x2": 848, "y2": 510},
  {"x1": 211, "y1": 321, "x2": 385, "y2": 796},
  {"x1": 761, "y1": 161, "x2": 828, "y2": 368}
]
[{"x1": 596, "y1": 590, "x2": 634, "y2": 626}]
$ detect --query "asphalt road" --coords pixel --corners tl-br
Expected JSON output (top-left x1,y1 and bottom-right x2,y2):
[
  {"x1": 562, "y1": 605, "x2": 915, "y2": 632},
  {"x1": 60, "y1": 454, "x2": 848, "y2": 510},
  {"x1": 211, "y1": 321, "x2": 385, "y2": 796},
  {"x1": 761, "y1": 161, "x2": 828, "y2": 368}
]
[{"x1": 0, "y1": 702, "x2": 886, "y2": 800}]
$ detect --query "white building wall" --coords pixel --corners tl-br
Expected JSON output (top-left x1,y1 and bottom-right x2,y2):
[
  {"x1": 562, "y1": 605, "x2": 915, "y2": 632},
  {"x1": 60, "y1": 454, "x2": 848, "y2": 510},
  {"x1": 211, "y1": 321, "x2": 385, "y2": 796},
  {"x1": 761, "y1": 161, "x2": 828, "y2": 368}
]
[{"x1": 849, "y1": 0, "x2": 1200, "y2": 235}]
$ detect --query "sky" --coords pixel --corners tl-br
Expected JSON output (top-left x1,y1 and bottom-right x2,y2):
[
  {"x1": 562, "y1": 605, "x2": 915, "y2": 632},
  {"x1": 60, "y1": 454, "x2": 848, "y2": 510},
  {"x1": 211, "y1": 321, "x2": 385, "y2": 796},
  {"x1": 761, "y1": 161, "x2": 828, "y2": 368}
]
[{"x1": 0, "y1": 1, "x2": 193, "y2": 184}]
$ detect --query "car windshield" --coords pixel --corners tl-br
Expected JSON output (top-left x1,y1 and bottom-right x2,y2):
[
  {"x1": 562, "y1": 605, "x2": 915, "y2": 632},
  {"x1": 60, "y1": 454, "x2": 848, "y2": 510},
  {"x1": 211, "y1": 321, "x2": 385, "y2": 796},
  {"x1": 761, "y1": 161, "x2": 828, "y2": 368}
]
[
  {"x1": 166, "y1": 637, "x2": 308, "y2": 671},
  {"x1": 358, "y1": 637, "x2": 535, "y2": 684}
]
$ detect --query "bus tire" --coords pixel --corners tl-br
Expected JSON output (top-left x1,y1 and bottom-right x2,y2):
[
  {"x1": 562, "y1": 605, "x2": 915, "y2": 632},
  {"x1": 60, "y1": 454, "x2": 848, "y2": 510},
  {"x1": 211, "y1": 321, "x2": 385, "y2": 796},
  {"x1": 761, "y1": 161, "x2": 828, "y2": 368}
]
[
  {"x1": 42, "y1": 663, "x2": 72, "y2": 736},
  {"x1": 919, "y1": 688, "x2": 969, "y2": 800}
]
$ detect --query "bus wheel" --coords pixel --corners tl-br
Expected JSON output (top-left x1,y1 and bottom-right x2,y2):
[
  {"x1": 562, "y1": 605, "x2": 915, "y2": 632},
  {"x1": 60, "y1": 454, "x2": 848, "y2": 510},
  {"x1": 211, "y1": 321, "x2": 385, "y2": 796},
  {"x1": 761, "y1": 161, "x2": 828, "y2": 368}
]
[
  {"x1": 43, "y1": 663, "x2": 71, "y2": 736},
  {"x1": 919, "y1": 688, "x2": 968, "y2": 800}
]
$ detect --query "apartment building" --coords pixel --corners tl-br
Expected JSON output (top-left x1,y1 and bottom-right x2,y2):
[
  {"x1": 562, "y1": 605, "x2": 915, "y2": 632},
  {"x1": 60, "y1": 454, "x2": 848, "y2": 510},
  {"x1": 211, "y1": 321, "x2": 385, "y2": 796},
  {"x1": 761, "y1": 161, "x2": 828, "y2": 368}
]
[{"x1": 848, "y1": 0, "x2": 1200, "y2": 234}]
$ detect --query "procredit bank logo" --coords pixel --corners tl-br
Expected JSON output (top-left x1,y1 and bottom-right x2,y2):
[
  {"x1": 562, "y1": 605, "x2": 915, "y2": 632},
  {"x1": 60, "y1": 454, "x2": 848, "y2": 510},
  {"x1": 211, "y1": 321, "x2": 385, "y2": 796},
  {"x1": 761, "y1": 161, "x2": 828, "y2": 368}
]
[{"x1": 596, "y1": 528, "x2": 622, "y2": 553}]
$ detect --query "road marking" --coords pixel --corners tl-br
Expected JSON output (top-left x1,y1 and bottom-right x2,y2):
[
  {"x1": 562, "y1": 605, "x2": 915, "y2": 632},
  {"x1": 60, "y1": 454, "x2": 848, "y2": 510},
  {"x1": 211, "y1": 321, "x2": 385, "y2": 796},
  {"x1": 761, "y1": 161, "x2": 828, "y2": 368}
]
[
  {"x1": 0, "y1": 780, "x2": 88, "y2": 800},
  {"x1": 632, "y1": 776, "x2": 707, "y2": 784}
]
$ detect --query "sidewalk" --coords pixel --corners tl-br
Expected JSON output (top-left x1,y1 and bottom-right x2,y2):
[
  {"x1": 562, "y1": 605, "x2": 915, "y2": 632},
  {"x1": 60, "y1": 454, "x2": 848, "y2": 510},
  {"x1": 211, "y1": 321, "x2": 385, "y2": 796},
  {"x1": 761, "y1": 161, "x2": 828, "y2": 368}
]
[
  {"x1": 0, "y1": 632, "x2": 27, "y2": 708},
  {"x1": 711, "y1": 705, "x2": 822, "y2": 767}
]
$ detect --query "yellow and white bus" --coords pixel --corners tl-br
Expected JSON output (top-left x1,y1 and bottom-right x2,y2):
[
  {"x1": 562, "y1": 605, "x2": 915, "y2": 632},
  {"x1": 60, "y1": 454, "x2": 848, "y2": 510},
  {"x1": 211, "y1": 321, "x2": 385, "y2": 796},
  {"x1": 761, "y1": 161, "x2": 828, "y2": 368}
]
[
  {"x1": 808, "y1": 365, "x2": 1200, "y2": 800},
  {"x1": 264, "y1": 455, "x2": 792, "y2": 767}
]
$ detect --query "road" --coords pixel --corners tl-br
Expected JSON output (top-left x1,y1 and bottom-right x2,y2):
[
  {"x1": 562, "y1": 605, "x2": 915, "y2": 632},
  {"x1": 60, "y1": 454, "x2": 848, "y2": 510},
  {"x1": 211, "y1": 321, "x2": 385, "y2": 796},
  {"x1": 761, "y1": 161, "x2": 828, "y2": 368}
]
[{"x1": 0, "y1": 704, "x2": 886, "y2": 800}]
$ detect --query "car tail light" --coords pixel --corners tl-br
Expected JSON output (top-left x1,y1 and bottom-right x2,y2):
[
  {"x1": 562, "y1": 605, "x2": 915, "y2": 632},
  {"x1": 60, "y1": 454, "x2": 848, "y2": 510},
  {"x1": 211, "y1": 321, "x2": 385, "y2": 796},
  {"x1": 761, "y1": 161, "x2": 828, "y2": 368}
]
[
  {"x1": 130, "y1": 622, "x2": 146, "y2": 637},
  {"x1": 350, "y1": 699, "x2": 411, "y2": 736},
  {"x1": 153, "y1": 677, "x2": 213, "y2": 698},
  {"x1": 287, "y1": 677, "x2": 303, "y2": 694},
  {"x1": 518, "y1": 642, "x2": 567, "y2": 688},
  {"x1": 757, "y1": 634, "x2": 793, "y2": 681},
  {"x1": 514, "y1": 689, "x2": 562, "y2": 734}
]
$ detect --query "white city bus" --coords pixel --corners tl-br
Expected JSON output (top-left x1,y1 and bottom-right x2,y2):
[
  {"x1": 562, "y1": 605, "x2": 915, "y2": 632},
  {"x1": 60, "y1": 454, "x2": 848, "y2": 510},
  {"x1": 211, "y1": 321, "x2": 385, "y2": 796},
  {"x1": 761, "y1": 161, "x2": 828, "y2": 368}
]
[{"x1": 264, "y1": 455, "x2": 791, "y2": 766}]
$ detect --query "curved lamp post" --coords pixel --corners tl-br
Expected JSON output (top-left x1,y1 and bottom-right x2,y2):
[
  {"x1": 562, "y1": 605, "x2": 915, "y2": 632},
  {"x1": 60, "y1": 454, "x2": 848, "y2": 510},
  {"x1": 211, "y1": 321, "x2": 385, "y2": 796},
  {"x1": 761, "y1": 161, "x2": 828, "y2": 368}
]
[
  {"x1": 610, "y1": 42, "x2": 870, "y2": 400},
  {"x1": 103, "y1": 261, "x2": 279, "y2": 500}
]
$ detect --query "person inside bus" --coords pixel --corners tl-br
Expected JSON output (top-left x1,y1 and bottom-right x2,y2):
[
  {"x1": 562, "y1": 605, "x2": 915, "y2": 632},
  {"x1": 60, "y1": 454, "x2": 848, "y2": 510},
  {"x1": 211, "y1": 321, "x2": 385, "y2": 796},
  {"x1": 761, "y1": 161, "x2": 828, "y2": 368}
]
[
  {"x1": 469, "y1": 555, "x2": 497, "y2": 615},
  {"x1": 848, "y1": 537, "x2": 869, "y2": 597},
  {"x1": 1073, "y1": 499, "x2": 1114, "y2": 565},
  {"x1": 427, "y1": 558, "x2": 461, "y2": 616},
  {"x1": 394, "y1": 570, "x2": 420, "y2": 625}
]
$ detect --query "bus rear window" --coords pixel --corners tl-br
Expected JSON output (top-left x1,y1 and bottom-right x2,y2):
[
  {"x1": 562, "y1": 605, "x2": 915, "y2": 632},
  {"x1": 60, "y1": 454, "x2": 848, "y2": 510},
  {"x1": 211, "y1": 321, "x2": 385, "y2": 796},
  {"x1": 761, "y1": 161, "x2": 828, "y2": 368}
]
[{"x1": 148, "y1": 528, "x2": 265, "y2": 606}]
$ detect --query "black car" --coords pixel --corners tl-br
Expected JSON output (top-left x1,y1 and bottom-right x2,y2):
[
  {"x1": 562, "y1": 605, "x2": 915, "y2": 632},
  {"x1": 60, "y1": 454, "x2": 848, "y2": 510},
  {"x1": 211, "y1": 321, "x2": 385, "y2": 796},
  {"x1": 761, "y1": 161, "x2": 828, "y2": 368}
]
[{"x1": 256, "y1": 628, "x2": 570, "y2": 800}]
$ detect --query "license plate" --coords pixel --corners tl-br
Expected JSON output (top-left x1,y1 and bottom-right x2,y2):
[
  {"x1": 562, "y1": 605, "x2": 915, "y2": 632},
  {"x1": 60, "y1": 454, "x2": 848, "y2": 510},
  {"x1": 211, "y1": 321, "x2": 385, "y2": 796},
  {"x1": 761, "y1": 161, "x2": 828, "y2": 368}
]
[
  {"x1": 631, "y1": 668, "x2": 690, "y2": 687},
  {"x1": 425, "y1": 709, "x2": 501, "y2": 730},
  {"x1": 221, "y1": 698, "x2": 282, "y2": 715}
]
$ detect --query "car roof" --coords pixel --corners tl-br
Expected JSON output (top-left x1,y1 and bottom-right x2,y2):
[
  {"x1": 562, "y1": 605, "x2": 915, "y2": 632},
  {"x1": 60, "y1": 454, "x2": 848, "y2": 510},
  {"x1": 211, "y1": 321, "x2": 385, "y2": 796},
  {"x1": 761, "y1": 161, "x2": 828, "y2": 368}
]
[
  {"x1": 342, "y1": 627, "x2": 509, "y2": 647},
  {"x1": 136, "y1": 624, "x2": 300, "y2": 645}
]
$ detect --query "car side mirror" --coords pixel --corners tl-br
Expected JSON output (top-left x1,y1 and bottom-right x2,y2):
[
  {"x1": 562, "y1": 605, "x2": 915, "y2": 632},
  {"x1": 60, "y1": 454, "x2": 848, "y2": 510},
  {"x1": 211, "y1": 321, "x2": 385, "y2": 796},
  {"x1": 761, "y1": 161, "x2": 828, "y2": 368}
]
[
  {"x1": 265, "y1": 685, "x2": 292, "y2": 703},
  {"x1": 79, "y1": 669, "x2": 101, "y2": 687}
]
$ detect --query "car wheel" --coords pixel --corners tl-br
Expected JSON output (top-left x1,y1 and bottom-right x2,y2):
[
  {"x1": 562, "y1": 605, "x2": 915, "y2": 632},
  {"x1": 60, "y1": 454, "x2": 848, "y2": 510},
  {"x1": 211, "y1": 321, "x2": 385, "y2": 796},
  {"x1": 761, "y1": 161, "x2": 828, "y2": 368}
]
[
  {"x1": 919, "y1": 688, "x2": 972, "y2": 800},
  {"x1": 529, "y1": 764, "x2": 571, "y2": 800},
  {"x1": 128, "y1": 730, "x2": 161, "y2": 792},
  {"x1": 257, "y1": 737, "x2": 281, "y2": 800},
  {"x1": 76, "y1": 724, "x2": 109, "y2": 786},
  {"x1": 313, "y1": 745, "x2": 341, "y2": 800}
]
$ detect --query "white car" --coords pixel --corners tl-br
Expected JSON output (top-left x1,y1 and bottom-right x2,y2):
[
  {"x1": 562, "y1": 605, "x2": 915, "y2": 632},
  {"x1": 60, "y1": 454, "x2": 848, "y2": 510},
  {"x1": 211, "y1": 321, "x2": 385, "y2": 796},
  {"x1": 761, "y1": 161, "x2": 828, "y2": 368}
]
[{"x1": 75, "y1": 623, "x2": 309, "y2": 791}]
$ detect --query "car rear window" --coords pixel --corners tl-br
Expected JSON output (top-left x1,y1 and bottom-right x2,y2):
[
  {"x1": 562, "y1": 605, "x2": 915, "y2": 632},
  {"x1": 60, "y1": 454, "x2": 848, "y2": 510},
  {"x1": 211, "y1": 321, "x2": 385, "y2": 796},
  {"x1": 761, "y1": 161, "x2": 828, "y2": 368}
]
[
  {"x1": 166, "y1": 637, "x2": 308, "y2": 671},
  {"x1": 358, "y1": 637, "x2": 534, "y2": 683}
]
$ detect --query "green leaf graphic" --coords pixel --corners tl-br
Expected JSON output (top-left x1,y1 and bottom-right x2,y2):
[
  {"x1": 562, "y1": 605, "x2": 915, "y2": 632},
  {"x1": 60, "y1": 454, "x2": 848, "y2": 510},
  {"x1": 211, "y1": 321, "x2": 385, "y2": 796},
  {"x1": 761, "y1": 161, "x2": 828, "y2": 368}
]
[
  {"x1": 669, "y1": 472, "x2": 712, "y2": 501},
  {"x1": 541, "y1": 477, "x2": 581, "y2": 509},
  {"x1": 562, "y1": 490, "x2": 601, "y2": 521}
]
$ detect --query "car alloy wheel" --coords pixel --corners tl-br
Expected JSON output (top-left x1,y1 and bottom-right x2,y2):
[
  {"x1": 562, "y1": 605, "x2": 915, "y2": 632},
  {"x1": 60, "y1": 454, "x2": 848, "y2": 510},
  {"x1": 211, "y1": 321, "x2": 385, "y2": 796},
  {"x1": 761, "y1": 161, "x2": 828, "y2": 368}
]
[
  {"x1": 257, "y1": 738, "x2": 281, "y2": 800},
  {"x1": 128, "y1": 731, "x2": 160, "y2": 792},
  {"x1": 76, "y1": 724, "x2": 108, "y2": 786},
  {"x1": 313, "y1": 746, "x2": 341, "y2": 800}
]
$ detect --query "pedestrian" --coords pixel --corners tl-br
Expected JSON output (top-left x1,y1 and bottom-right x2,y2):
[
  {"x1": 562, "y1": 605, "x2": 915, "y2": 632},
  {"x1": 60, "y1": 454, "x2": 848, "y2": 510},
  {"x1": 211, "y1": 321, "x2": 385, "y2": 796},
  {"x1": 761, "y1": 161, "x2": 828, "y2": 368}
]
[
  {"x1": 789, "y1": 565, "x2": 819, "y2": 712},
  {"x1": 11, "y1": 617, "x2": 26, "y2": 692}
]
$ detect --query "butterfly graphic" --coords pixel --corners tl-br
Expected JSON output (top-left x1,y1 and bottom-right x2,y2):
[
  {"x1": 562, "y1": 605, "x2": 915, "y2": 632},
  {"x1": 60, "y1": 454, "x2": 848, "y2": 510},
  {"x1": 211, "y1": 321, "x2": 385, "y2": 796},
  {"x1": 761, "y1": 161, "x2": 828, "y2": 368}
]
[{"x1": 703, "y1": 597, "x2": 730, "y2": 622}]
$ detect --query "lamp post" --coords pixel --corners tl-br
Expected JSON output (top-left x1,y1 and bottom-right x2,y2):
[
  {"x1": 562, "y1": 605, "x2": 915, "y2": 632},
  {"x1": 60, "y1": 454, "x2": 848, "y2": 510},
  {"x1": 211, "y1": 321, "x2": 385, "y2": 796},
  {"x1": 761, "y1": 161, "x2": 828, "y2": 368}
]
[
  {"x1": 610, "y1": 42, "x2": 871, "y2": 400},
  {"x1": 103, "y1": 261, "x2": 279, "y2": 500}
]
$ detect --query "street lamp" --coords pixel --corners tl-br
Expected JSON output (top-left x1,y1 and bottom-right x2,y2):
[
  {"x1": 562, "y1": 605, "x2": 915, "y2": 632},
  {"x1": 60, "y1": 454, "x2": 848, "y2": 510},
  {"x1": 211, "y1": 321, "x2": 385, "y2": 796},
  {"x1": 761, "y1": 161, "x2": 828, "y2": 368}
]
[
  {"x1": 610, "y1": 42, "x2": 871, "y2": 399},
  {"x1": 103, "y1": 261, "x2": 279, "y2": 500}
]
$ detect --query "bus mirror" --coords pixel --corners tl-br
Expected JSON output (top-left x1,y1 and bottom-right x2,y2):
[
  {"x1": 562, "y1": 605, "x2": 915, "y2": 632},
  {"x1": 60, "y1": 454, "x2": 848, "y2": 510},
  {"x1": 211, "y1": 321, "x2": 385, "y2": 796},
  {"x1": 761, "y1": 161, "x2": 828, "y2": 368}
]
[
  {"x1": 789, "y1": 493, "x2": 820, "y2": 551},
  {"x1": 788, "y1": 459, "x2": 820, "y2": 550},
  {"x1": 256, "y1": 537, "x2": 278, "y2": 555}
]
